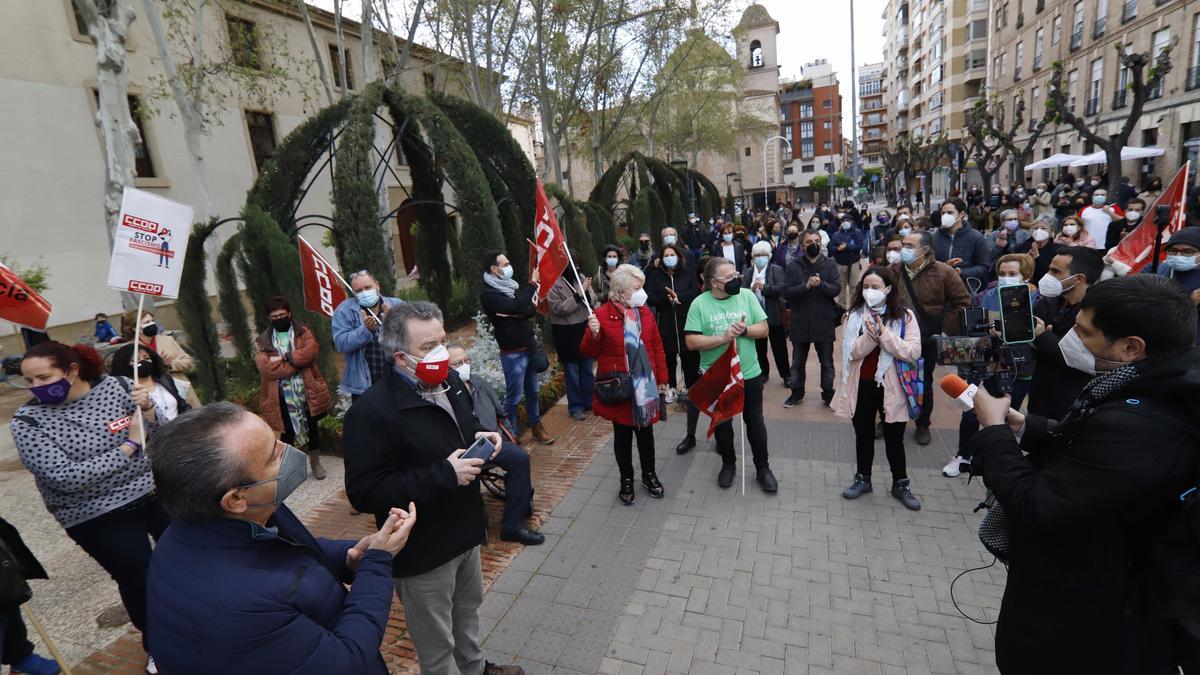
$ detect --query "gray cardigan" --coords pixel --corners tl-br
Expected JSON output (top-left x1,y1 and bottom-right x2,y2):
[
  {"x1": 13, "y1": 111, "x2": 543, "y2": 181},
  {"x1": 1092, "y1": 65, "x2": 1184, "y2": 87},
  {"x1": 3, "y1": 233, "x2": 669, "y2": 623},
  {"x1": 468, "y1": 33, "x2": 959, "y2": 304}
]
[
  {"x1": 547, "y1": 274, "x2": 594, "y2": 325},
  {"x1": 10, "y1": 376, "x2": 156, "y2": 528},
  {"x1": 466, "y1": 376, "x2": 503, "y2": 432}
]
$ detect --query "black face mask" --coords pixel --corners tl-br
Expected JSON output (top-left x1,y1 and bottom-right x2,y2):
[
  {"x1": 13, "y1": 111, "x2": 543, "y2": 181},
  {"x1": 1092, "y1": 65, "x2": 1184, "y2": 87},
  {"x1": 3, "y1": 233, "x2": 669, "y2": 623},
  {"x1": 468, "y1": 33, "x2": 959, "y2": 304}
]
[
  {"x1": 639, "y1": 241, "x2": 650, "y2": 251},
  {"x1": 721, "y1": 278, "x2": 742, "y2": 296},
  {"x1": 141, "y1": 324, "x2": 159, "y2": 338},
  {"x1": 787, "y1": 232, "x2": 799, "y2": 240},
  {"x1": 133, "y1": 360, "x2": 159, "y2": 380},
  {"x1": 805, "y1": 243, "x2": 821, "y2": 258},
  {"x1": 272, "y1": 317, "x2": 293, "y2": 332}
]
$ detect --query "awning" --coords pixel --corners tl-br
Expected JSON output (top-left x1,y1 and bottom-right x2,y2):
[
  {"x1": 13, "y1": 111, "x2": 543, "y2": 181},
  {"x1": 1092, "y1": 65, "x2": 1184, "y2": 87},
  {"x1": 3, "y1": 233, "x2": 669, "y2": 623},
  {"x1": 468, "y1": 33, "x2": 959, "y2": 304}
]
[
  {"x1": 1024, "y1": 153, "x2": 1084, "y2": 171},
  {"x1": 1067, "y1": 146, "x2": 1166, "y2": 167}
]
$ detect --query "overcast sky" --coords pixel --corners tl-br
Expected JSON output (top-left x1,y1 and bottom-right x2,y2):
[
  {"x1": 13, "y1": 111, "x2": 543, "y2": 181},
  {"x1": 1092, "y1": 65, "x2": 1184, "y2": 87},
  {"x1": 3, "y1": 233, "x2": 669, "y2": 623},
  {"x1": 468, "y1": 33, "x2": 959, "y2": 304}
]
[{"x1": 754, "y1": 0, "x2": 886, "y2": 136}]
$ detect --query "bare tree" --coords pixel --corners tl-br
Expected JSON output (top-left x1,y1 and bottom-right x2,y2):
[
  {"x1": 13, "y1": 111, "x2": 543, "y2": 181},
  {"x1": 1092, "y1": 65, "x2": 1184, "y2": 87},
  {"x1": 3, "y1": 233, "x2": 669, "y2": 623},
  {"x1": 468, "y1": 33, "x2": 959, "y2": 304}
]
[
  {"x1": 298, "y1": 0, "x2": 336, "y2": 104},
  {"x1": 74, "y1": 0, "x2": 138, "y2": 250},
  {"x1": 963, "y1": 95, "x2": 1048, "y2": 198},
  {"x1": 1045, "y1": 44, "x2": 1173, "y2": 193}
]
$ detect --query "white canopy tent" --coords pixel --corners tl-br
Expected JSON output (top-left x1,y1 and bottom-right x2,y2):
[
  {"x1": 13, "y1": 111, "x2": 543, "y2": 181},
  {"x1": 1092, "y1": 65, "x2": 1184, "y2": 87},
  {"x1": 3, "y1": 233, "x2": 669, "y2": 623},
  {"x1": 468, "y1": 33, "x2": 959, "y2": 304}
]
[
  {"x1": 1067, "y1": 146, "x2": 1166, "y2": 167},
  {"x1": 1024, "y1": 153, "x2": 1085, "y2": 171}
]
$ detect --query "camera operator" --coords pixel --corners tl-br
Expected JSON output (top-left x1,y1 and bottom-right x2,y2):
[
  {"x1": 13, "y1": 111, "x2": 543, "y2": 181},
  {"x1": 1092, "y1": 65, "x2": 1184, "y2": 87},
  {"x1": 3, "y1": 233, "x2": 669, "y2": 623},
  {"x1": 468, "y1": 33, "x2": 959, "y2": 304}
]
[
  {"x1": 966, "y1": 274, "x2": 1200, "y2": 674},
  {"x1": 892, "y1": 231, "x2": 972, "y2": 445},
  {"x1": 1027, "y1": 246, "x2": 1105, "y2": 419}
]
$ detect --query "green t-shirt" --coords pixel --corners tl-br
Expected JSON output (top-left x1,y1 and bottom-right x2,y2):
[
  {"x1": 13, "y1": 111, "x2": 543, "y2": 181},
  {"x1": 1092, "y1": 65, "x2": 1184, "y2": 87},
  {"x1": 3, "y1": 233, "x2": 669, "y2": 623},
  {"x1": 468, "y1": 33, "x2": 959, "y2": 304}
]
[{"x1": 684, "y1": 288, "x2": 769, "y2": 379}]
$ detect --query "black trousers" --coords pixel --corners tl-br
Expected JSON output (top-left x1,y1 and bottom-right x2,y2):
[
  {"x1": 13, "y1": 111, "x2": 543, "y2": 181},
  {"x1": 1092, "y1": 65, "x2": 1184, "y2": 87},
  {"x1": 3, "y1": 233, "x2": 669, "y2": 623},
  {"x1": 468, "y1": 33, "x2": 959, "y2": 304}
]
[
  {"x1": 613, "y1": 423, "x2": 657, "y2": 480},
  {"x1": 790, "y1": 340, "x2": 835, "y2": 401},
  {"x1": 64, "y1": 495, "x2": 169, "y2": 651},
  {"x1": 755, "y1": 325, "x2": 791, "y2": 381},
  {"x1": 488, "y1": 440, "x2": 534, "y2": 537},
  {"x1": 714, "y1": 374, "x2": 769, "y2": 469},
  {"x1": 279, "y1": 390, "x2": 323, "y2": 451},
  {"x1": 0, "y1": 607, "x2": 33, "y2": 666},
  {"x1": 851, "y1": 382, "x2": 908, "y2": 481},
  {"x1": 915, "y1": 340, "x2": 938, "y2": 427}
]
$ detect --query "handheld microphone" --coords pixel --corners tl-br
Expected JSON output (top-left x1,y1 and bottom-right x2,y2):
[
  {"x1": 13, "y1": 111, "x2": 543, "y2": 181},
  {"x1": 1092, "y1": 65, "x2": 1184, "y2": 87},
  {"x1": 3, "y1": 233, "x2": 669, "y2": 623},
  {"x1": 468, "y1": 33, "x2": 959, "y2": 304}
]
[{"x1": 940, "y1": 374, "x2": 979, "y2": 412}]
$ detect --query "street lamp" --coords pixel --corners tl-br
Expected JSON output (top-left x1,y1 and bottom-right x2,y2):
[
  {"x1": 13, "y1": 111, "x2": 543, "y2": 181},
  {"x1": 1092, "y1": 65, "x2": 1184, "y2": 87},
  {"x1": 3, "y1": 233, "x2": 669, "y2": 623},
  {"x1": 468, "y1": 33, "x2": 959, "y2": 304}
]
[{"x1": 762, "y1": 135, "x2": 792, "y2": 211}]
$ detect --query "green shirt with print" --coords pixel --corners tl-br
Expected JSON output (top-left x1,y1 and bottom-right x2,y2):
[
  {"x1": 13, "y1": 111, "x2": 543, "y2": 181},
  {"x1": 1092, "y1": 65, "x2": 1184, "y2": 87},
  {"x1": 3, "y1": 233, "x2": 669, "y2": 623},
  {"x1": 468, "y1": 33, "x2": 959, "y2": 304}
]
[{"x1": 684, "y1": 288, "x2": 769, "y2": 380}]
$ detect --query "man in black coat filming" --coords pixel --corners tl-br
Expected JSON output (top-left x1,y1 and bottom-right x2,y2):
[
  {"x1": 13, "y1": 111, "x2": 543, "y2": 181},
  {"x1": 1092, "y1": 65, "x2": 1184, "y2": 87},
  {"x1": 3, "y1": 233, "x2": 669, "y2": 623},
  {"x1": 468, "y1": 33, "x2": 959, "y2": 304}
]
[{"x1": 967, "y1": 274, "x2": 1200, "y2": 674}]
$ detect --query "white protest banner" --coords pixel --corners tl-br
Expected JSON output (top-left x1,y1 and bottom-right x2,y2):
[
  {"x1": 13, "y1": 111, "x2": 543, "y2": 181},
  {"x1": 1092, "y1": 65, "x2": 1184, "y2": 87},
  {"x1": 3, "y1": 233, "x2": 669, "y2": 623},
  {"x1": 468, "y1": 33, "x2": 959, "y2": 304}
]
[{"x1": 106, "y1": 187, "x2": 194, "y2": 299}]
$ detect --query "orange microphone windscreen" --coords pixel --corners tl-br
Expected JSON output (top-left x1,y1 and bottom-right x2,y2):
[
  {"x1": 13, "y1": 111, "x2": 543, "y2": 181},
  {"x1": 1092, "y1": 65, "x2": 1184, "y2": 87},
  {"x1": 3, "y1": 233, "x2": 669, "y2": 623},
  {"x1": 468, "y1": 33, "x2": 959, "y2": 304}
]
[{"x1": 941, "y1": 373, "x2": 970, "y2": 398}]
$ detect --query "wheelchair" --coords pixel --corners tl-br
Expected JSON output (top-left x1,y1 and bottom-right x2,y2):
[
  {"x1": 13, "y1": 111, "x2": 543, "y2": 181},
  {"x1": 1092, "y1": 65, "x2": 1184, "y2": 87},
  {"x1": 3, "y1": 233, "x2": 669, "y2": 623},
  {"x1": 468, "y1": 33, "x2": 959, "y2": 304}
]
[{"x1": 477, "y1": 425, "x2": 515, "y2": 501}]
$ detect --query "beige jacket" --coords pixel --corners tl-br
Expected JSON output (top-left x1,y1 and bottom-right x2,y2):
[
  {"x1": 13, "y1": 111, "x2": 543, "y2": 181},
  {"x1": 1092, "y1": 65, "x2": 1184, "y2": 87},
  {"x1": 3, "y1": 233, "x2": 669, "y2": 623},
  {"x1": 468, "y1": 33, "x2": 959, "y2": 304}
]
[{"x1": 831, "y1": 309, "x2": 922, "y2": 424}]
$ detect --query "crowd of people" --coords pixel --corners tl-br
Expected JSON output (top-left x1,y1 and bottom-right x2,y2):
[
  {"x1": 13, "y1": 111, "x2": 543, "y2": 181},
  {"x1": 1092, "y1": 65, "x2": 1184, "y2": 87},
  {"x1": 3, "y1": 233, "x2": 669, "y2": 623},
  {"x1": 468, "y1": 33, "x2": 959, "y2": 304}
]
[{"x1": 4, "y1": 168, "x2": 1200, "y2": 674}]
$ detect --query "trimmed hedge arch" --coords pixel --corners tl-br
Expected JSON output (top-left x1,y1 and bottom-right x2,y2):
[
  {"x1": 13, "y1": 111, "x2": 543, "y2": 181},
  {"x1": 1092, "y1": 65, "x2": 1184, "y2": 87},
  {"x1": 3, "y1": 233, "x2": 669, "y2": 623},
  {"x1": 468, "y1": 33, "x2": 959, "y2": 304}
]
[{"x1": 588, "y1": 151, "x2": 720, "y2": 243}]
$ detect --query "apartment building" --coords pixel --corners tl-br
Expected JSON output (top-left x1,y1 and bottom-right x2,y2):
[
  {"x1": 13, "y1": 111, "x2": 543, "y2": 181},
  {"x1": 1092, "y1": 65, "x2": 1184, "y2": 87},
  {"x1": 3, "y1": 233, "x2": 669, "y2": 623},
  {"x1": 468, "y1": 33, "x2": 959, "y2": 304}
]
[
  {"x1": 990, "y1": 0, "x2": 1200, "y2": 187},
  {"x1": 882, "y1": 0, "x2": 991, "y2": 195},
  {"x1": 777, "y1": 61, "x2": 845, "y2": 203},
  {"x1": 859, "y1": 61, "x2": 887, "y2": 170},
  {"x1": 0, "y1": 1, "x2": 533, "y2": 336}
]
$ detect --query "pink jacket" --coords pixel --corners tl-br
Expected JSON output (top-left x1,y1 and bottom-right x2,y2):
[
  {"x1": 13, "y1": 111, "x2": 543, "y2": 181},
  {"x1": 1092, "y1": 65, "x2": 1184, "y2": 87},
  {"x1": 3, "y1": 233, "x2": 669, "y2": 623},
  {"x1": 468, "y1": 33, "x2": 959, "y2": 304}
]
[{"x1": 831, "y1": 309, "x2": 923, "y2": 423}]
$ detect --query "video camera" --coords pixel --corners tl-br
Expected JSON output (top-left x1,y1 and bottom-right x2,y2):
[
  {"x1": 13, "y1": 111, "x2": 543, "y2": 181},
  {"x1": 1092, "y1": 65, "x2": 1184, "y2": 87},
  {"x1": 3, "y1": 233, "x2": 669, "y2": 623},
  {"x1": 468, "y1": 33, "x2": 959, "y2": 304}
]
[{"x1": 934, "y1": 283, "x2": 1036, "y2": 396}]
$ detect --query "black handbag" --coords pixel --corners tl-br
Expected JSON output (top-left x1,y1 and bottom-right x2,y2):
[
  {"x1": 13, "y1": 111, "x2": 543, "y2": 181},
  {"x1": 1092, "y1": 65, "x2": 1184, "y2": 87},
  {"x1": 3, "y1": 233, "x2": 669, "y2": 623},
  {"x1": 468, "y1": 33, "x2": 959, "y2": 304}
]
[
  {"x1": 0, "y1": 538, "x2": 33, "y2": 607},
  {"x1": 594, "y1": 372, "x2": 633, "y2": 404},
  {"x1": 530, "y1": 339, "x2": 549, "y2": 374}
]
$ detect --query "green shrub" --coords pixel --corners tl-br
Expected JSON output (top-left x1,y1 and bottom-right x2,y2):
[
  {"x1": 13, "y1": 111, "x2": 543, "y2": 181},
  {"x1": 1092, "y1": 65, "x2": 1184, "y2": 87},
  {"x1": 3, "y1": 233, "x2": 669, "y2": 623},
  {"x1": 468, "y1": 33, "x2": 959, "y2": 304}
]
[
  {"x1": 394, "y1": 285, "x2": 430, "y2": 302},
  {"x1": 446, "y1": 278, "x2": 477, "y2": 328},
  {"x1": 223, "y1": 357, "x2": 262, "y2": 412}
]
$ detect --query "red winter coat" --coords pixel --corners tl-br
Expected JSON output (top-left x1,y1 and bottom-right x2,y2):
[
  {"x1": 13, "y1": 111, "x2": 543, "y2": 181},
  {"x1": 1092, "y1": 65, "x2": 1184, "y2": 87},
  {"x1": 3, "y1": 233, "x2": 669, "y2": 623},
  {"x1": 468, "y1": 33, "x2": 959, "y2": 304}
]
[{"x1": 580, "y1": 301, "x2": 669, "y2": 427}]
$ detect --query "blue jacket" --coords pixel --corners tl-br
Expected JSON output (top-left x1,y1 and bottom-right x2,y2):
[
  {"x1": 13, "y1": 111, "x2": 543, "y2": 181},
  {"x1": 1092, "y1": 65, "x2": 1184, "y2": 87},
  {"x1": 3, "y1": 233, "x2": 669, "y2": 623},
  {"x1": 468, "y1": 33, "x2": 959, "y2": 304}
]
[
  {"x1": 147, "y1": 506, "x2": 393, "y2": 674},
  {"x1": 827, "y1": 227, "x2": 866, "y2": 266},
  {"x1": 332, "y1": 296, "x2": 404, "y2": 395}
]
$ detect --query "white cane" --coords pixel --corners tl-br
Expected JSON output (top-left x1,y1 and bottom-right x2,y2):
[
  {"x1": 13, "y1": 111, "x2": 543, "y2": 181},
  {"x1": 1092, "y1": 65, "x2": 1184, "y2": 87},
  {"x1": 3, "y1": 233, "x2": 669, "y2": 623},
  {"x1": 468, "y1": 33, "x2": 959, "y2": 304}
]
[{"x1": 740, "y1": 413, "x2": 746, "y2": 496}]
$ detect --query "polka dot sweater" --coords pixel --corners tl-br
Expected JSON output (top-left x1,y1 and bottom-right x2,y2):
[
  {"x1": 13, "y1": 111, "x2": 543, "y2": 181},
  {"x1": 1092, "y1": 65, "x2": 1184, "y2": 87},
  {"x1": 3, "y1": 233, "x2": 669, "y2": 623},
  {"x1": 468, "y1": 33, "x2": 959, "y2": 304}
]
[{"x1": 10, "y1": 376, "x2": 156, "y2": 529}]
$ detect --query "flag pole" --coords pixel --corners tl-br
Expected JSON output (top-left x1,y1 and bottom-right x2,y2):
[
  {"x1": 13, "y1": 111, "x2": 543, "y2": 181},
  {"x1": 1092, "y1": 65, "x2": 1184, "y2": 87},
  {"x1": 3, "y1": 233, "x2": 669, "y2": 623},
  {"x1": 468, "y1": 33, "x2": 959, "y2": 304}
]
[
  {"x1": 298, "y1": 234, "x2": 380, "y2": 323},
  {"x1": 740, "y1": 412, "x2": 746, "y2": 496},
  {"x1": 132, "y1": 292, "x2": 146, "y2": 446},
  {"x1": 527, "y1": 237, "x2": 594, "y2": 317}
]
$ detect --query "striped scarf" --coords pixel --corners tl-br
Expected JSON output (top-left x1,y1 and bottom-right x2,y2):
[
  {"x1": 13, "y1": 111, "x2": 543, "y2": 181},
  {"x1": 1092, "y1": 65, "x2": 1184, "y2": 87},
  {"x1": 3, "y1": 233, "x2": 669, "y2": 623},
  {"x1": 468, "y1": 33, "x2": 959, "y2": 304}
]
[
  {"x1": 271, "y1": 328, "x2": 309, "y2": 448},
  {"x1": 624, "y1": 307, "x2": 659, "y2": 427}
]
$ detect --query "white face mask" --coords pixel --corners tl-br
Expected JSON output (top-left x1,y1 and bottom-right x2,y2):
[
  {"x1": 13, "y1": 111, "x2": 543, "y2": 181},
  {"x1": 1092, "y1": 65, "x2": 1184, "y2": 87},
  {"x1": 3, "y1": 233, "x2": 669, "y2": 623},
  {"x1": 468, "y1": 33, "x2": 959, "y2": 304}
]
[
  {"x1": 862, "y1": 287, "x2": 888, "y2": 309},
  {"x1": 627, "y1": 288, "x2": 648, "y2": 307},
  {"x1": 1032, "y1": 228, "x2": 1051, "y2": 242},
  {"x1": 940, "y1": 213, "x2": 958, "y2": 229},
  {"x1": 1057, "y1": 327, "x2": 1097, "y2": 375},
  {"x1": 1062, "y1": 224, "x2": 1080, "y2": 237},
  {"x1": 1038, "y1": 272, "x2": 1077, "y2": 298},
  {"x1": 885, "y1": 250, "x2": 902, "y2": 265},
  {"x1": 997, "y1": 275, "x2": 1024, "y2": 287},
  {"x1": 898, "y1": 227, "x2": 912, "y2": 237},
  {"x1": 1126, "y1": 211, "x2": 1141, "y2": 222},
  {"x1": 453, "y1": 363, "x2": 471, "y2": 382}
]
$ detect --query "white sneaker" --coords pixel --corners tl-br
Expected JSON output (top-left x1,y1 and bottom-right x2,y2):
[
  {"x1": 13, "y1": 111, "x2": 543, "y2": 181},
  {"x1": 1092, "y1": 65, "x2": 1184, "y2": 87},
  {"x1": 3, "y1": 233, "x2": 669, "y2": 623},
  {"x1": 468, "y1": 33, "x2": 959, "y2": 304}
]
[
  {"x1": 146, "y1": 655, "x2": 158, "y2": 674},
  {"x1": 942, "y1": 455, "x2": 964, "y2": 477}
]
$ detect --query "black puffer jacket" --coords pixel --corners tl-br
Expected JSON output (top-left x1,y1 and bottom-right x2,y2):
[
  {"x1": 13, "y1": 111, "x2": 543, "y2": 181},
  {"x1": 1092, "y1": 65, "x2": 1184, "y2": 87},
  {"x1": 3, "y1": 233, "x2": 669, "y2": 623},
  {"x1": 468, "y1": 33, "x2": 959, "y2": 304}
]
[
  {"x1": 1026, "y1": 296, "x2": 1092, "y2": 419},
  {"x1": 967, "y1": 348, "x2": 1200, "y2": 674},
  {"x1": 644, "y1": 262, "x2": 700, "y2": 354},
  {"x1": 782, "y1": 254, "x2": 841, "y2": 343}
]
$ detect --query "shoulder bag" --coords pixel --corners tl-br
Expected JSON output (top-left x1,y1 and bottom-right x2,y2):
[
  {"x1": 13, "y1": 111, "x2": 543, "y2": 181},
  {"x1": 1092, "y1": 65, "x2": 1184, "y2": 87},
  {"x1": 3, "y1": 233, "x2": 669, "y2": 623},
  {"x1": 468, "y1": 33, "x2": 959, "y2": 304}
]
[{"x1": 893, "y1": 312, "x2": 924, "y2": 420}]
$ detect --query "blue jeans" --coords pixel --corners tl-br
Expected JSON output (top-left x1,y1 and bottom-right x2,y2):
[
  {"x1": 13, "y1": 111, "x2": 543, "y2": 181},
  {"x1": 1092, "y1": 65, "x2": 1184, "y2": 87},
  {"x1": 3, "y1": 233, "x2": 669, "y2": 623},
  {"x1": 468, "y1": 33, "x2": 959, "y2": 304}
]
[
  {"x1": 562, "y1": 359, "x2": 595, "y2": 415},
  {"x1": 500, "y1": 350, "x2": 540, "y2": 433}
]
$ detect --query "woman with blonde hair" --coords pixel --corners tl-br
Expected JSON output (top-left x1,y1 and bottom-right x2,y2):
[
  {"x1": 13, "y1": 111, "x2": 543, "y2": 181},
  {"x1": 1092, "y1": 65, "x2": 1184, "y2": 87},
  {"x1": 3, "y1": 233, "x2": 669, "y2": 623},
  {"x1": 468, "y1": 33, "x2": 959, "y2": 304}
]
[{"x1": 1054, "y1": 214, "x2": 1096, "y2": 248}]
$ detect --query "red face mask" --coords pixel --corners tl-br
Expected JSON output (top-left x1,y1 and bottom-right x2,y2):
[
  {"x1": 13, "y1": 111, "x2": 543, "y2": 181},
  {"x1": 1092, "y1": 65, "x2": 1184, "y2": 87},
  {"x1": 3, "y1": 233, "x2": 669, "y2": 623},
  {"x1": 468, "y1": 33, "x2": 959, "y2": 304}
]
[{"x1": 408, "y1": 344, "x2": 450, "y2": 386}]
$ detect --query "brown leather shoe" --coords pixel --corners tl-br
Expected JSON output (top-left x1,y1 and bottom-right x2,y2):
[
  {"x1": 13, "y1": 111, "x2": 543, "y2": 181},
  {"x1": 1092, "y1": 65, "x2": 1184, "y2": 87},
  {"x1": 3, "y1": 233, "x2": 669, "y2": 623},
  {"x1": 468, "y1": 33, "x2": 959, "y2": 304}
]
[
  {"x1": 531, "y1": 422, "x2": 556, "y2": 445},
  {"x1": 308, "y1": 450, "x2": 327, "y2": 480},
  {"x1": 483, "y1": 662, "x2": 524, "y2": 675}
]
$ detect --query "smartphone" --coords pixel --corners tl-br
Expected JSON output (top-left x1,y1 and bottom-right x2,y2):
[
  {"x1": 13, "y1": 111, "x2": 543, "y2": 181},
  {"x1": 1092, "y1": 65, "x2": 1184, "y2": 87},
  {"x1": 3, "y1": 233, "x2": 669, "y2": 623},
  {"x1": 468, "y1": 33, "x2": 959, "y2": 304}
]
[
  {"x1": 998, "y1": 284, "x2": 1035, "y2": 344},
  {"x1": 461, "y1": 435, "x2": 495, "y2": 462}
]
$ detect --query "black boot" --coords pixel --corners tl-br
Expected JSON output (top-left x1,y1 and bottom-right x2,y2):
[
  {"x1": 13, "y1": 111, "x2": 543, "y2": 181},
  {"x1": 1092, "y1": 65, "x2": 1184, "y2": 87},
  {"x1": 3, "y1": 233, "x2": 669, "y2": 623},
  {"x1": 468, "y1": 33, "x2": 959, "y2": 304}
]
[
  {"x1": 675, "y1": 435, "x2": 696, "y2": 455},
  {"x1": 717, "y1": 463, "x2": 735, "y2": 488},
  {"x1": 618, "y1": 478, "x2": 636, "y2": 505},
  {"x1": 641, "y1": 473, "x2": 665, "y2": 498}
]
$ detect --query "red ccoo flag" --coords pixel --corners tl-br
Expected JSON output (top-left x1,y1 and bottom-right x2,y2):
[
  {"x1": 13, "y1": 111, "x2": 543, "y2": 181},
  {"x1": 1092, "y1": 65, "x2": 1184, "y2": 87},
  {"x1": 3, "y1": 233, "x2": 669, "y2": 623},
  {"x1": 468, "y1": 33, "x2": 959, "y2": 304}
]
[
  {"x1": 532, "y1": 178, "x2": 570, "y2": 312},
  {"x1": 298, "y1": 235, "x2": 347, "y2": 318},
  {"x1": 0, "y1": 263, "x2": 52, "y2": 331},
  {"x1": 1108, "y1": 162, "x2": 1191, "y2": 275},
  {"x1": 687, "y1": 343, "x2": 745, "y2": 438},
  {"x1": 528, "y1": 240, "x2": 549, "y2": 315}
]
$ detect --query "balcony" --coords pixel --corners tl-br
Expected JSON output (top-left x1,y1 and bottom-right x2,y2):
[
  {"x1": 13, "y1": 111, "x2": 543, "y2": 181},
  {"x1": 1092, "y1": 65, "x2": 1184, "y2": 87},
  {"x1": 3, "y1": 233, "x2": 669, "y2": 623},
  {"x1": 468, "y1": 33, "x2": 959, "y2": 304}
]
[
  {"x1": 1085, "y1": 96, "x2": 1100, "y2": 116},
  {"x1": 1070, "y1": 29, "x2": 1082, "y2": 51},
  {"x1": 1148, "y1": 82, "x2": 1164, "y2": 101},
  {"x1": 1122, "y1": 1, "x2": 1137, "y2": 23},
  {"x1": 897, "y1": 88, "x2": 910, "y2": 108},
  {"x1": 1112, "y1": 89, "x2": 1127, "y2": 109},
  {"x1": 1033, "y1": 55, "x2": 1043, "y2": 71},
  {"x1": 1093, "y1": 16, "x2": 1106, "y2": 38},
  {"x1": 897, "y1": 31, "x2": 909, "y2": 49},
  {"x1": 971, "y1": 0, "x2": 988, "y2": 12},
  {"x1": 1188, "y1": 66, "x2": 1200, "y2": 92},
  {"x1": 1016, "y1": 13, "x2": 1024, "y2": 28},
  {"x1": 1014, "y1": 67, "x2": 1022, "y2": 82}
]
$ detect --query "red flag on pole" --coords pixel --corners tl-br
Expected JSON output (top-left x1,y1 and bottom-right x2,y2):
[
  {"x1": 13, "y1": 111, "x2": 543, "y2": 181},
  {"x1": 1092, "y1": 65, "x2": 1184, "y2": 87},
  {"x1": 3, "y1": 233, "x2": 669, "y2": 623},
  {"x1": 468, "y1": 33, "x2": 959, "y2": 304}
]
[
  {"x1": 298, "y1": 235, "x2": 347, "y2": 318},
  {"x1": 1108, "y1": 162, "x2": 1191, "y2": 275},
  {"x1": 533, "y1": 178, "x2": 570, "y2": 310},
  {"x1": 0, "y1": 263, "x2": 52, "y2": 331},
  {"x1": 686, "y1": 344, "x2": 745, "y2": 438}
]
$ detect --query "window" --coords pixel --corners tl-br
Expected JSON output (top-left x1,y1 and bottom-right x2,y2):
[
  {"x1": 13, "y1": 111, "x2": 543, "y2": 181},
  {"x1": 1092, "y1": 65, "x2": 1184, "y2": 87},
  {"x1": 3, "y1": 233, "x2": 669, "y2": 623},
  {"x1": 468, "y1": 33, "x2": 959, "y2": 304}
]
[
  {"x1": 1015, "y1": 41, "x2": 1024, "y2": 80},
  {"x1": 1150, "y1": 29, "x2": 1170, "y2": 99},
  {"x1": 801, "y1": 164, "x2": 815, "y2": 173},
  {"x1": 1030, "y1": 86, "x2": 1040, "y2": 129},
  {"x1": 1071, "y1": 2, "x2": 1084, "y2": 49},
  {"x1": 931, "y1": 64, "x2": 943, "y2": 84},
  {"x1": 968, "y1": 19, "x2": 988, "y2": 41},
  {"x1": 750, "y1": 40, "x2": 763, "y2": 68},
  {"x1": 226, "y1": 16, "x2": 261, "y2": 70},
  {"x1": 801, "y1": 141, "x2": 814, "y2": 158},
  {"x1": 745, "y1": 147, "x2": 752, "y2": 157},
  {"x1": 245, "y1": 111, "x2": 277, "y2": 171},
  {"x1": 783, "y1": 124, "x2": 793, "y2": 142},
  {"x1": 933, "y1": 39, "x2": 943, "y2": 61},
  {"x1": 1122, "y1": 0, "x2": 1137, "y2": 23},
  {"x1": 1001, "y1": 50, "x2": 1008, "y2": 78},
  {"x1": 783, "y1": 166, "x2": 794, "y2": 176},
  {"x1": 1087, "y1": 58, "x2": 1103, "y2": 115},
  {"x1": 1053, "y1": 15, "x2": 1063, "y2": 45},
  {"x1": 822, "y1": 120, "x2": 831, "y2": 129},
  {"x1": 822, "y1": 99, "x2": 832, "y2": 109},
  {"x1": 329, "y1": 44, "x2": 354, "y2": 90},
  {"x1": 1068, "y1": 68, "x2": 1079, "y2": 111},
  {"x1": 1115, "y1": 57, "x2": 1130, "y2": 108},
  {"x1": 422, "y1": 72, "x2": 435, "y2": 90},
  {"x1": 799, "y1": 103, "x2": 813, "y2": 118},
  {"x1": 93, "y1": 91, "x2": 157, "y2": 179},
  {"x1": 824, "y1": 140, "x2": 832, "y2": 150},
  {"x1": 800, "y1": 121, "x2": 814, "y2": 138},
  {"x1": 1034, "y1": 28, "x2": 1045, "y2": 68},
  {"x1": 1094, "y1": 0, "x2": 1107, "y2": 37},
  {"x1": 1190, "y1": 13, "x2": 1200, "y2": 91}
]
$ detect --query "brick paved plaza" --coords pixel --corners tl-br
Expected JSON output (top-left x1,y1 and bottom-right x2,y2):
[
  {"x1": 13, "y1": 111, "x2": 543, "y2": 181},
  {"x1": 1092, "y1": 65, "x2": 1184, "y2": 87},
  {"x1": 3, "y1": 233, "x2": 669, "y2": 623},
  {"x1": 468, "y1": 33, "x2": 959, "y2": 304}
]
[{"x1": 3, "y1": 359, "x2": 1004, "y2": 674}]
